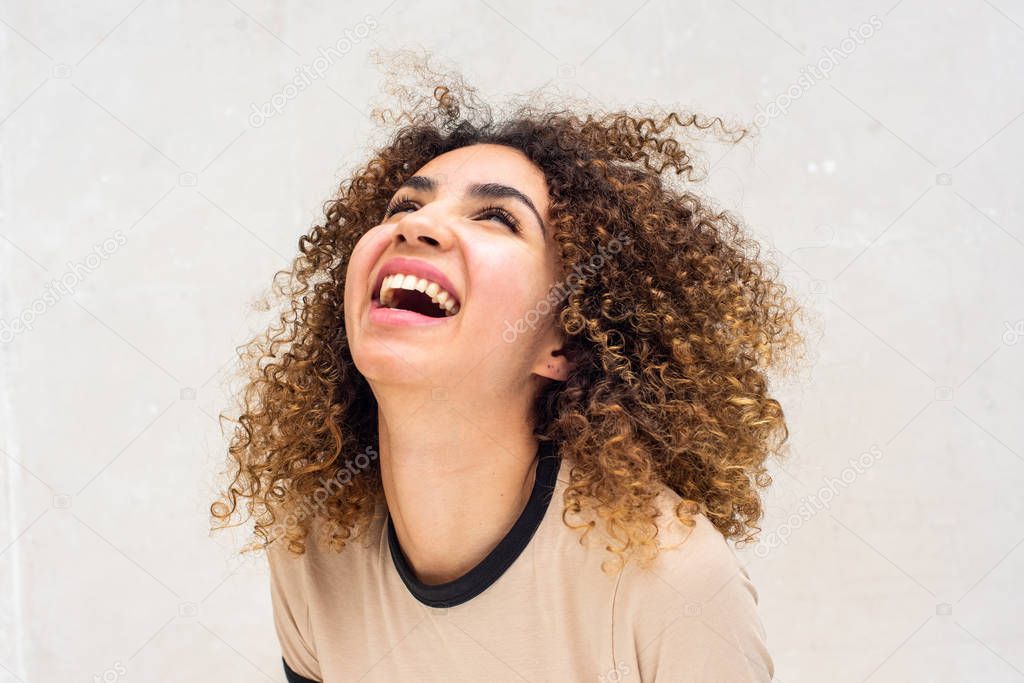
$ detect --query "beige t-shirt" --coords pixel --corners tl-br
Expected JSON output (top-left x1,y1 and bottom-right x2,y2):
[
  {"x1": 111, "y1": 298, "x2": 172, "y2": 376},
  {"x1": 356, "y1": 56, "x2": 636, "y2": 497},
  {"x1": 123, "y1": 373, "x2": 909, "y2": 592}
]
[{"x1": 268, "y1": 444, "x2": 775, "y2": 681}]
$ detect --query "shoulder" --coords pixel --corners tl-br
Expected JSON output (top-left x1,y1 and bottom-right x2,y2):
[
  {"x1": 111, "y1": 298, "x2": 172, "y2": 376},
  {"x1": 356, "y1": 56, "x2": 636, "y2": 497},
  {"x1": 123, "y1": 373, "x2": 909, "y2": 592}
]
[
  {"x1": 266, "y1": 511, "x2": 386, "y2": 682},
  {"x1": 652, "y1": 488, "x2": 749, "y2": 589},
  {"x1": 615, "y1": 488, "x2": 756, "y2": 612},
  {"x1": 613, "y1": 485, "x2": 775, "y2": 681},
  {"x1": 266, "y1": 507, "x2": 385, "y2": 601},
  {"x1": 549, "y1": 457, "x2": 750, "y2": 590}
]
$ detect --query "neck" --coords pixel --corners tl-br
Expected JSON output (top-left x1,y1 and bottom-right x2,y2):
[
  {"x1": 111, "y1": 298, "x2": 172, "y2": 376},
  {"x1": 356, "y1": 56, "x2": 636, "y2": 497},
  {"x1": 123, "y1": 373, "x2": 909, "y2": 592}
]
[{"x1": 375, "y1": 389, "x2": 541, "y2": 586}]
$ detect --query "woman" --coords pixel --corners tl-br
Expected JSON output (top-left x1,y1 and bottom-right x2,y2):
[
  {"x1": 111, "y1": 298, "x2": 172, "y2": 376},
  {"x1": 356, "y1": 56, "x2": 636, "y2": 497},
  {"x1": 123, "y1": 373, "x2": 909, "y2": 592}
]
[{"x1": 210, "y1": 60, "x2": 802, "y2": 682}]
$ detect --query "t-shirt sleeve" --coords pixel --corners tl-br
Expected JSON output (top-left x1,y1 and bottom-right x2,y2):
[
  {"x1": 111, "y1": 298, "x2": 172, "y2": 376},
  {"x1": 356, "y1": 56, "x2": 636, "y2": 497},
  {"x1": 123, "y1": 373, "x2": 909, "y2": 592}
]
[
  {"x1": 627, "y1": 516, "x2": 775, "y2": 682},
  {"x1": 267, "y1": 540, "x2": 323, "y2": 682}
]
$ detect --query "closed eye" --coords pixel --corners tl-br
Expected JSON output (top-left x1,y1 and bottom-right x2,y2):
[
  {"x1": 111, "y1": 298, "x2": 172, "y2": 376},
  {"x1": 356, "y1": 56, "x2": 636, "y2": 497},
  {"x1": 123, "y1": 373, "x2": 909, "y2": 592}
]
[
  {"x1": 383, "y1": 198, "x2": 521, "y2": 234},
  {"x1": 475, "y1": 205, "x2": 520, "y2": 233},
  {"x1": 383, "y1": 199, "x2": 418, "y2": 218}
]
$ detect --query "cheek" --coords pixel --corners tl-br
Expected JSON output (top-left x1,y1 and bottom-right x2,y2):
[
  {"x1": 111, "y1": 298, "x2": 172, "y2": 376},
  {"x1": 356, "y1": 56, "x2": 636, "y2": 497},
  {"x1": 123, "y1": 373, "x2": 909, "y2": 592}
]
[
  {"x1": 344, "y1": 229, "x2": 386, "y2": 308},
  {"x1": 472, "y1": 259, "x2": 543, "y2": 322}
]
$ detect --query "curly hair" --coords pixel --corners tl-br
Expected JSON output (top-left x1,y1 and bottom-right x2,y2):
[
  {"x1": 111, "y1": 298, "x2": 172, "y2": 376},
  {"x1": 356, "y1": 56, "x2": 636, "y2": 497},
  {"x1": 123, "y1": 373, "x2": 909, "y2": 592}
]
[{"x1": 209, "y1": 50, "x2": 806, "y2": 575}]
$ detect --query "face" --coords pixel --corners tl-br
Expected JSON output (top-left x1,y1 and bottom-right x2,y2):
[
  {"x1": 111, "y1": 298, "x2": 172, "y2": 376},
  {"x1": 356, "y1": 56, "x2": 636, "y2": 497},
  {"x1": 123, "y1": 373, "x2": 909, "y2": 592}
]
[{"x1": 344, "y1": 143, "x2": 568, "y2": 394}]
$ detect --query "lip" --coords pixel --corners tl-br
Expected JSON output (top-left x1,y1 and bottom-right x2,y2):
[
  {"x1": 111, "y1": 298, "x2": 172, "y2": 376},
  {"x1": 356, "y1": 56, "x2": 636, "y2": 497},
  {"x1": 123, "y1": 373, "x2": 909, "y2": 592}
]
[
  {"x1": 370, "y1": 256, "x2": 461, "y2": 307},
  {"x1": 369, "y1": 297, "x2": 456, "y2": 326}
]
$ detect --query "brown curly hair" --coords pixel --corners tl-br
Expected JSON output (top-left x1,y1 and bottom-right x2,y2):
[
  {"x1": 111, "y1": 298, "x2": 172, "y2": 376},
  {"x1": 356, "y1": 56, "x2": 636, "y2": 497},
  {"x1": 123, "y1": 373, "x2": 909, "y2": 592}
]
[{"x1": 209, "y1": 50, "x2": 806, "y2": 575}]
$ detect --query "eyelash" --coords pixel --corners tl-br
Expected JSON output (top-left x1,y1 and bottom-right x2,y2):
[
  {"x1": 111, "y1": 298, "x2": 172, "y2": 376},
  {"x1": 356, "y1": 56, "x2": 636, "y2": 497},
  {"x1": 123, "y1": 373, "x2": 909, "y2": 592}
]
[{"x1": 383, "y1": 196, "x2": 521, "y2": 234}]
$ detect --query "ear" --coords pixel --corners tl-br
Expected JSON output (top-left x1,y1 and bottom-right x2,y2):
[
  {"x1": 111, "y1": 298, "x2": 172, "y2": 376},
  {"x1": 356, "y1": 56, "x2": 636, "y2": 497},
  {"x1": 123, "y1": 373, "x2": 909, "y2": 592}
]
[
  {"x1": 533, "y1": 326, "x2": 576, "y2": 382},
  {"x1": 541, "y1": 348, "x2": 575, "y2": 381}
]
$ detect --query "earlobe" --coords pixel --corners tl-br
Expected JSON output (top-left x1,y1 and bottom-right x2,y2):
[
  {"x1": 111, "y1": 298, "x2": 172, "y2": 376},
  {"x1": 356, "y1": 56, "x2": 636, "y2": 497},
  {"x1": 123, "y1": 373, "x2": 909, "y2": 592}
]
[
  {"x1": 540, "y1": 330, "x2": 575, "y2": 381},
  {"x1": 545, "y1": 355, "x2": 575, "y2": 380}
]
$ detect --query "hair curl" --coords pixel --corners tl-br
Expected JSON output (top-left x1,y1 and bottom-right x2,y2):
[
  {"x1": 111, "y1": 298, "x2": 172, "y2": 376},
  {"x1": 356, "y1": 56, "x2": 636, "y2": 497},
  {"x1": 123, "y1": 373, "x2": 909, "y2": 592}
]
[{"x1": 209, "y1": 49, "x2": 806, "y2": 575}]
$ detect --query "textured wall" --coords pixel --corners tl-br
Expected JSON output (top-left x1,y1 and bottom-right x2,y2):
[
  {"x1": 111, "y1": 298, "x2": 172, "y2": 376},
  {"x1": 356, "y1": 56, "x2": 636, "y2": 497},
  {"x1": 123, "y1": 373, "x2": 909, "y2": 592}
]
[{"x1": 2, "y1": 1, "x2": 1022, "y2": 681}]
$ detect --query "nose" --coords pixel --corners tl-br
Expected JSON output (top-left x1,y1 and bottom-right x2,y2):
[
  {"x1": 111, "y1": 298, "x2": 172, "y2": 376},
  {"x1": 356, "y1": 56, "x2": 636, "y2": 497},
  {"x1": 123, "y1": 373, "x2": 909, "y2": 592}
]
[{"x1": 392, "y1": 204, "x2": 454, "y2": 249}]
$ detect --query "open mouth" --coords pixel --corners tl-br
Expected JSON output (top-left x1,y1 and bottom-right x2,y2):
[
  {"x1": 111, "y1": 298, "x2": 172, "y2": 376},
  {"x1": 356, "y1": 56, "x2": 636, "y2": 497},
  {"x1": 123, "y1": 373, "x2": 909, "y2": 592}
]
[
  {"x1": 375, "y1": 272, "x2": 461, "y2": 318},
  {"x1": 377, "y1": 287, "x2": 453, "y2": 318}
]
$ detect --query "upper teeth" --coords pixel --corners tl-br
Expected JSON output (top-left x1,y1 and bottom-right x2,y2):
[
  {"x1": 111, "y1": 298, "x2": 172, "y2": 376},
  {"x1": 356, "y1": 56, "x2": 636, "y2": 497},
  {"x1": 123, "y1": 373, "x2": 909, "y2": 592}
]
[{"x1": 379, "y1": 273, "x2": 460, "y2": 316}]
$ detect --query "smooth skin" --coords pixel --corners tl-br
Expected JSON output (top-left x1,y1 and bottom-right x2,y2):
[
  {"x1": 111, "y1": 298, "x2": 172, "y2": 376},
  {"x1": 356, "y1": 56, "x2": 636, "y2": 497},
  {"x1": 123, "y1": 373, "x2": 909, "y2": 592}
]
[{"x1": 343, "y1": 143, "x2": 576, "y2": 585}]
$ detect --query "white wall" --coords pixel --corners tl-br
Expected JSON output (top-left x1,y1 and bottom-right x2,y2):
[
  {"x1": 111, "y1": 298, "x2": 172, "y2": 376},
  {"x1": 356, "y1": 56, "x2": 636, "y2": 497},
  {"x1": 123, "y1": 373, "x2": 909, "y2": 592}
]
[{"x1": 2, "y1": 1, "x2": 1022, "y2": 681}]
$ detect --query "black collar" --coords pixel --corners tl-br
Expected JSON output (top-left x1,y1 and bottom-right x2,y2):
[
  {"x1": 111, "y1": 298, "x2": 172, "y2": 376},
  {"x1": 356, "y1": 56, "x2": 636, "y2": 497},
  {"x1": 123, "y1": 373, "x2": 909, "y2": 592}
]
[{"x1": 386, "y1": 439, "x2": 561, "y2": 608}]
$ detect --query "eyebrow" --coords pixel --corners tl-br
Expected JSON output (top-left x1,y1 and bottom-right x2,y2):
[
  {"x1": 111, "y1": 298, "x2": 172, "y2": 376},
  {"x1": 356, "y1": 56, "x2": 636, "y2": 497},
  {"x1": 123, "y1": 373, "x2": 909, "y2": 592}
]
[{"x1": 396, "y1": 175, "x2": 546, "y2": 235}]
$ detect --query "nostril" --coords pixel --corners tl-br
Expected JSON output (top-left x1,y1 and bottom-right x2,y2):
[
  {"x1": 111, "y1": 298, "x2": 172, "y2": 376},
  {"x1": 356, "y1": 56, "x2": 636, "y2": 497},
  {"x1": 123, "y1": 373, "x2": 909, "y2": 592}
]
[{"x1": 418, "y1": 235, "x2": 440, "y2": 246}]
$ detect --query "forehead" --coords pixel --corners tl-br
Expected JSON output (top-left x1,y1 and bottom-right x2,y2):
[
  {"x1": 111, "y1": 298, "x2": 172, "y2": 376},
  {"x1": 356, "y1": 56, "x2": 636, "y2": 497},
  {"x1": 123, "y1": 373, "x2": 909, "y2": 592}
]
[{"x1": 415, "y1": 144, "x2": 549, "y2": 208}]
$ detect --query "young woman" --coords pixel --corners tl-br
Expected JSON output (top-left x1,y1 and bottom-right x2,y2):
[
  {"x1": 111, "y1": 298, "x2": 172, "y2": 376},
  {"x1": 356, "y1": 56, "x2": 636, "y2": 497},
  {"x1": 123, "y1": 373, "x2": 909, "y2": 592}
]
[{"x1": 211, "y1": 63, "x2": 802, "y2": 682}]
